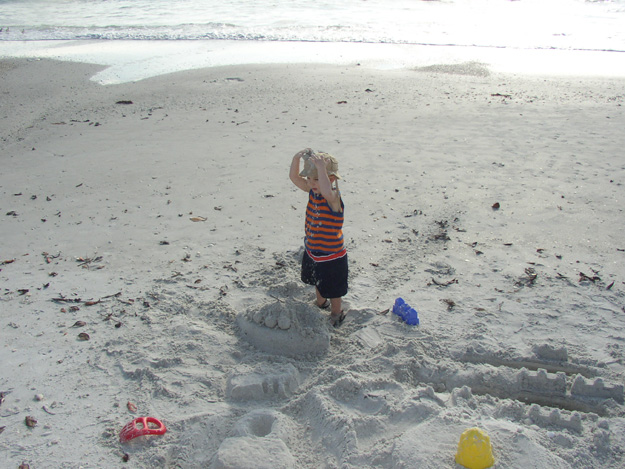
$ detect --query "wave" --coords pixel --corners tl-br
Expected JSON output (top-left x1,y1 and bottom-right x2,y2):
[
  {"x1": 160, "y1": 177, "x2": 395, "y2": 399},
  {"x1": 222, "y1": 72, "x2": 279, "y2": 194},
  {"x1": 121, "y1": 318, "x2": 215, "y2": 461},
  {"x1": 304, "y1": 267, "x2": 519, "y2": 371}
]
[
  {"x1": 0, "y1": 23, "x2": 462, "y2": 44},
  {"x1": 1, "y1": 24, "x2": 624, "y2": 54},
  {"x1": 0, "y1": 24, "x2": 244, "y2": 41}
]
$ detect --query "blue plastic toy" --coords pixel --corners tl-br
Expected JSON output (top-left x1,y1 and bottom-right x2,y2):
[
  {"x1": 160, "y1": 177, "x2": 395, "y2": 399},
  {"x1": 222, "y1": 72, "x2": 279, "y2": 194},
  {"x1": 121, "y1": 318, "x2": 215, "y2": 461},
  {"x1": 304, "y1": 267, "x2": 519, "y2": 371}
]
[{"x1": 392, "y1": 297, "x2": 420, "y2": 325}]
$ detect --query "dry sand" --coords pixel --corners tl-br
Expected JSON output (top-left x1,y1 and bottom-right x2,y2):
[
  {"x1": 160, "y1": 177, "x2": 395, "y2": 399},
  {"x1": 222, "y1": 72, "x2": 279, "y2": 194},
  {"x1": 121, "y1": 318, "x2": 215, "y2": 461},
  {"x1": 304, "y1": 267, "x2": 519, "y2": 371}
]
[{"x1": 1, "y1": 57, "x2": 625, "y2": 468}]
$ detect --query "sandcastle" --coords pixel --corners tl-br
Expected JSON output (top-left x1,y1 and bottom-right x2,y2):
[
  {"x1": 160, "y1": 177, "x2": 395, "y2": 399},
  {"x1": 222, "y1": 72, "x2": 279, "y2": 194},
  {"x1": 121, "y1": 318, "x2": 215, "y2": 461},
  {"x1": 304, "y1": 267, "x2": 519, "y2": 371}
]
[{"x1": 237, "y1": 299, "x2": 331, "y2": 357}]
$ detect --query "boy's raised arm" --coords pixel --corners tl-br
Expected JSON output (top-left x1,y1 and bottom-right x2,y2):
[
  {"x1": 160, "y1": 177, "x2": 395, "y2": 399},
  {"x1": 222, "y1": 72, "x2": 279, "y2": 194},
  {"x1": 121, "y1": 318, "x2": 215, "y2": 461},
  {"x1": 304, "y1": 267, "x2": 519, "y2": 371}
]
[
  {"x1": 312, "y1": 155, "x2": 341, "y2": 212},
  {"x1": 290, "y1": 150, "x2": 310, "y2": 192}
]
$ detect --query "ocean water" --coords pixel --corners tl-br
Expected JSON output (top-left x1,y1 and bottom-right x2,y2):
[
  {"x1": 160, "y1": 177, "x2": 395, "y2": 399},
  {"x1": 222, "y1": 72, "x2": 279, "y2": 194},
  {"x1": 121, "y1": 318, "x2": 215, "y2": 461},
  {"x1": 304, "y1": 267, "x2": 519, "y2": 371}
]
[
  {"x1": 1, "y1": 0, "x2": 624, "y2": 83},
  {"x1": 2, "y1": 0, "x2": 625, "y2": 50}
]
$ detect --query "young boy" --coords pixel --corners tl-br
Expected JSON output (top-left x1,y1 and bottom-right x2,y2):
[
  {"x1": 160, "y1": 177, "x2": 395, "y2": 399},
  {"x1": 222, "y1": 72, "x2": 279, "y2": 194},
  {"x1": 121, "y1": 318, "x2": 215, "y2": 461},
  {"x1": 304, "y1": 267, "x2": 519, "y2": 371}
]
[{"x1": 289, "y1": 148, "x2": 348, "y2": 327}]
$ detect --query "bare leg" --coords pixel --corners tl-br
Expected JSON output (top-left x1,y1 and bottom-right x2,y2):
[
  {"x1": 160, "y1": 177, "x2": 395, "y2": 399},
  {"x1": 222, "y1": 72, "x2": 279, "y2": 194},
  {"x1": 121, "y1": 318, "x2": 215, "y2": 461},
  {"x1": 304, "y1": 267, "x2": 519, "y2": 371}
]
[
  {"x1": 330, "y1": 297, "x2": 342, "y2": 316},
  {"x1": 315, "y1": 288, "x2": 326, "y2": 307},
  {"x1": 329, "y1": 298, "x2": 345, "y2": 327}
]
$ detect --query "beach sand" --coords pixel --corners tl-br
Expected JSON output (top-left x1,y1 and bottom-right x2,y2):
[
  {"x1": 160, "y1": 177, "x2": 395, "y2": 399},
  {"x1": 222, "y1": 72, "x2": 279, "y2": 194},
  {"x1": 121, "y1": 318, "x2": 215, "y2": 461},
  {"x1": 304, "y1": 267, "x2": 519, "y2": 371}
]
[{"x1": 1, "y1": 57, "x2": 625, "y2": 468}]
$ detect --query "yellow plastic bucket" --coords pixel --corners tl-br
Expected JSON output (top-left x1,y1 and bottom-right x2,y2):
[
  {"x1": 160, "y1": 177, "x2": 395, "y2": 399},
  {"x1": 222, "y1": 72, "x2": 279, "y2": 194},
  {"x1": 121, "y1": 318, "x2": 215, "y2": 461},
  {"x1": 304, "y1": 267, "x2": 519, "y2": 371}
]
[{"x1": 455, "y1": 427, "x2": 495, "y2": 469}]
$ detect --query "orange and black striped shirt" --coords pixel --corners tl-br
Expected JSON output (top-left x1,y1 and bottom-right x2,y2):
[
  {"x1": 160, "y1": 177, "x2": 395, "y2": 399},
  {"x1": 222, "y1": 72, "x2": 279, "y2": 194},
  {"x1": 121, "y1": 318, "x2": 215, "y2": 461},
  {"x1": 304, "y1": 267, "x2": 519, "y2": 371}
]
[{"x1": 304, "y1": 190, "x2": 346, "y2": 261}]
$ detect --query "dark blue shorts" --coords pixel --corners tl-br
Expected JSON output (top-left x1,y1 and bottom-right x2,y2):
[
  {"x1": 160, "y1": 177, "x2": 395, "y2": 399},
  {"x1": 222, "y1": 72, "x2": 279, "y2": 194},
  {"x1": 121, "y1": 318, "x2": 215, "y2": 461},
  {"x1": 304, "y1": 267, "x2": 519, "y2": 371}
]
[{"x1": 301, "y1": 250, "x2": 348, "y2": 299}]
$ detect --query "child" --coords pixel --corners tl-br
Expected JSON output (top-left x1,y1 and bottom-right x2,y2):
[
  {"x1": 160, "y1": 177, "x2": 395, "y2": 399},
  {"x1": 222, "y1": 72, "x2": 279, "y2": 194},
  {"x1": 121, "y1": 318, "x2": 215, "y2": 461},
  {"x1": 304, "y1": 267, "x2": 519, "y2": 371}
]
[{"x1": 289, "y1": 148, "x2": 348, "y2": 327}]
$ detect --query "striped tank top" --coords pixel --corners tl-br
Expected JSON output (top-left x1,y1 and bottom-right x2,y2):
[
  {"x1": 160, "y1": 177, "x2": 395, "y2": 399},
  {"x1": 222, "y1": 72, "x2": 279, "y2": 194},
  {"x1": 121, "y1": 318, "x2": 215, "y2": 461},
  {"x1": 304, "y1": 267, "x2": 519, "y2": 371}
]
[{"x1": 304, "y1": 190, "x2": 346, "y2": 262}]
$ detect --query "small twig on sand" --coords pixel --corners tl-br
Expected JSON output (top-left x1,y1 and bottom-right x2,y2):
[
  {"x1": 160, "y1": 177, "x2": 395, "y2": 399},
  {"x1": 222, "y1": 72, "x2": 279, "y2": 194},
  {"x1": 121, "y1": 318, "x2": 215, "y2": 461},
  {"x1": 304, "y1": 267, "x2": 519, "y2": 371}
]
[
  {"x1": 76, "y1": 255, "x2": 104, "y2": 269},
  {"x1": 579, "y1": 271, "x2": 601, "y2": 283},
  {"x1": 102, "y1": 292, "x2": 122, "y2": 299},
  {"x1": 51, "y1": 297, "x2": 82, "y2": 303},
  {"x1": 52, "y1": 292, "x2": 120, "y2": 305},
  {"x1": 269, "y1": 294, "x2": 285, "y2": 303}
]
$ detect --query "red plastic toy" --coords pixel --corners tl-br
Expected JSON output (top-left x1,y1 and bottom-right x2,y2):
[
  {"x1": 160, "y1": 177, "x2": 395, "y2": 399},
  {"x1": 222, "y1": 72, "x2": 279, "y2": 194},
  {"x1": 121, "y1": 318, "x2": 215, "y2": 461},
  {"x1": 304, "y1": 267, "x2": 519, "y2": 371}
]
[{"x1": 119, "y1": 417, "x2": 167, "y2": 443}]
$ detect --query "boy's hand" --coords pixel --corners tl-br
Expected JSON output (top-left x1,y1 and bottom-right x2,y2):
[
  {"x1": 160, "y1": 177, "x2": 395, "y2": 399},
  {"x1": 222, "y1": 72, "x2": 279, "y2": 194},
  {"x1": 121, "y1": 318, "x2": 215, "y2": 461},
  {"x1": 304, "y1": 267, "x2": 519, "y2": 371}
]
[
  {"x1": 295, "y1": 148, "x2": 313, "y2": 159},
  {"x1": 310, "y1": 153, "x2": 328, "y2": 171},
  {"x1": 290, "y1": 149, "x2": 310, "y2": 192}
]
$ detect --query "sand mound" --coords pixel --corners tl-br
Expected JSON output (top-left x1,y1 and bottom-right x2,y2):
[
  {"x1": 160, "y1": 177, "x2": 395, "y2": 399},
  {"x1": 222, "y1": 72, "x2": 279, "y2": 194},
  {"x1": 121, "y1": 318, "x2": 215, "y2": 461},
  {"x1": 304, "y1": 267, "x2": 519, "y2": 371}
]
[{"x1": 212, "y1": 409, "x2": 297, "y2": 469}]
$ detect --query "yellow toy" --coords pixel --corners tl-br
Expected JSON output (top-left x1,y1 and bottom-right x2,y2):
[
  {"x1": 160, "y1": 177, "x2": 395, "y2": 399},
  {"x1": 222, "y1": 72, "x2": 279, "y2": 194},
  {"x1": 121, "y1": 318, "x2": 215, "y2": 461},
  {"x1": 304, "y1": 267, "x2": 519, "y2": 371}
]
[{"x1": 455, "y1": 427, "x2": 495, "y2": 469}]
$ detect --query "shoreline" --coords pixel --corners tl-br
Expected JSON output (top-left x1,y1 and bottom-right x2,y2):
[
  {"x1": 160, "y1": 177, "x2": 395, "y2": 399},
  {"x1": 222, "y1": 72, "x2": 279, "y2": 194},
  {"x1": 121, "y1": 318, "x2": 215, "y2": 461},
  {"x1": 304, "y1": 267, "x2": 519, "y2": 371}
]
[
  {"x1": 1, "y1": 58, "x2": 625, "y2": 468},
  {"x1": 1, "y1": 39, "x2": 625, "y2": 84}
]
